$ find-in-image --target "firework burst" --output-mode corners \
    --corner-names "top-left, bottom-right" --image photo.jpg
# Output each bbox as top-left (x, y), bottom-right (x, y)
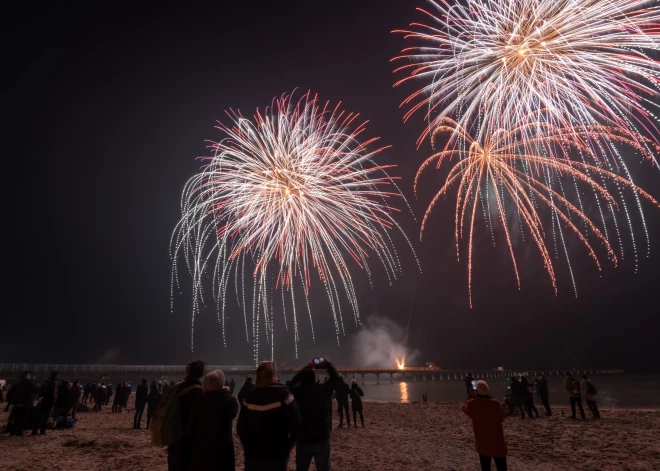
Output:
top-left (417, 117), bottom-right (660, 307)
top-left (393, 0), bottom-right (660, 159)
top-left (171, 91), bottom-right (417, 362)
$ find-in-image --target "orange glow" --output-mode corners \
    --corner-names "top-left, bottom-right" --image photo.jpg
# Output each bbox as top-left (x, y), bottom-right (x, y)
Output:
top-left (396, 357), bottom-right (405, 370)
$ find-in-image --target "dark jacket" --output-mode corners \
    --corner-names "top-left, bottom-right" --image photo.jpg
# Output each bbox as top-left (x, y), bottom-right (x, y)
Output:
top-left (237, 383), bottom-right (302, 461)
top-left (189, 389), bottom-right (239, 470)
top-left (96, 386), bottom-right (106, 403)
top-left (147, 387), bottom-right (162, 414)
top-left (462, 395), bottom-right (507, 458)
top-left (237, 379), bottom-right (255, 403)
top-left (334, 379), bottom-right (350, 404)
top-left (350, 384), bottom-right (364, 411)
top-left (114, 385), bottom-right (123, 404)
top-left (106, 384), bottom-right (113, 399)
top-left (68, 386), bottom-right (81, 411)
top-left (55, 381), bottom-right (69, 409)
top-left (136, 383), bottom-right (149, 405)
top-left (39, 378), bottom-right (58, 408)
top-left (167, 378), bottom-right (204, 471)
top-left (535, 378), bottom-right (549, 396)
top-left (12, 378), bottom-right (38, 406)
top-left (229, 379), bottom-right (236, 394)
top-left (291, 363), bottom-right (339, 445)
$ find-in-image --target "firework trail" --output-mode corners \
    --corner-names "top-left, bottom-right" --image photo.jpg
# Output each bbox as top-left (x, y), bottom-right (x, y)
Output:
top-left (393, 0), bottom-right (660, 158)
top-left (417, 117), bottom-right (660, 307)
top-left (171, 91), bottom-right (418, 362)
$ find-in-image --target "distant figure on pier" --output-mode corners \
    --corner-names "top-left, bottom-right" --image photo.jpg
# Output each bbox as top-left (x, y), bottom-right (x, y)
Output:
top-left (290, 357), bottom-right (339, 471)
top-left (581, 375), bottom-right (601, 419)
top-left (334, 376), bottom-right (351, 428)
top-left (105, 383), bottom-right (113, 406)
top-left (534, 374), bottom-right (552, 416)
top-left (237, 377), bottom-right (254, 404)
top-left (167, 359), bottom-right (204, 471)
top-left (188, 369), bottom-right (238, 470)
top-left (520, 377), bottom-right (539, 418)
top-left (237, 361), bottom-right (301, 471)
top-left (82, 383), bottom-right (90, 404)
top-left (462, 380), bottom-right (508, 471)
top-left (564, 372), bottom-right (586, 420)
top-left (465, 373), bottom-right (476, 398)
top-left (134, 378), bottom-right (149, 429)
top-left (229, 378), bottom-right (235, 395)
top-left (146, 380), bottom-right (162, 429)
top-left (350, 379), bottom-right (365, 428)
top-left (33, 372), bottom-right (58, 435)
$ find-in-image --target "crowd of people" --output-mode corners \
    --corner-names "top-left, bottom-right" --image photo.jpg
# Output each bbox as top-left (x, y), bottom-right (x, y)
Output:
top-left (1, 364), bottom-right (605, 471)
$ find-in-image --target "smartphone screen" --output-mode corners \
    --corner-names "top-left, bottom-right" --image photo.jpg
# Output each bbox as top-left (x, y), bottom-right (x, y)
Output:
top-left (471, 380), bottom-right (476, 390)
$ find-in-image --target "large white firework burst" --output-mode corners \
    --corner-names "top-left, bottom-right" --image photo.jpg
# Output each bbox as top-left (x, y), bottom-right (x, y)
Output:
top-left (394, 0), bottom-right (660, 272)
top-left (171, 91), bottom-right (416, 362)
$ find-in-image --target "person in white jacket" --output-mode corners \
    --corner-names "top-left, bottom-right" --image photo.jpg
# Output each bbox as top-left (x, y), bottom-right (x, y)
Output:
top-left (580, 375), bottom-right (601, 419)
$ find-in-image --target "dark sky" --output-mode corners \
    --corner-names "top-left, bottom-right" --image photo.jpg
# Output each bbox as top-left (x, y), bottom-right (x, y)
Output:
top-left (5, 1), bottom-right (659, 371)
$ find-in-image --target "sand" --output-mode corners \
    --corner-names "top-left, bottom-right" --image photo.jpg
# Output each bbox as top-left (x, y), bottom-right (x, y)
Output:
top-left (1, 398), bottom-right (659, 470)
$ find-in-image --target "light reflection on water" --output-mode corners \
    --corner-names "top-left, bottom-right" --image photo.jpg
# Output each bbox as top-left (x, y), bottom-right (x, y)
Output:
top-left (399, 381), bottom-right (409, 403)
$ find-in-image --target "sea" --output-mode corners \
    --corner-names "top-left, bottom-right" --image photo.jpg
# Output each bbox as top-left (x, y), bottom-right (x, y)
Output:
top-left (343, 373), bottom-right (660, 408)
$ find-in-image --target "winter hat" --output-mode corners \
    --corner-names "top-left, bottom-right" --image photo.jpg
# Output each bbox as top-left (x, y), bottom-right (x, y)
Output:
top-left (476, 380), bottom-right (489, 396)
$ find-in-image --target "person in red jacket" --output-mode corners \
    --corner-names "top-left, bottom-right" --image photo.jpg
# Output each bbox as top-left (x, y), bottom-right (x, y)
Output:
top-left (462, 380), bottom-right (508, 471)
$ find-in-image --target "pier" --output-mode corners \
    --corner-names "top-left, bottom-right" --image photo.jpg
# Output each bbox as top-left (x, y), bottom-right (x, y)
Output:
top-left (0, 363), bottom-right (624, 385)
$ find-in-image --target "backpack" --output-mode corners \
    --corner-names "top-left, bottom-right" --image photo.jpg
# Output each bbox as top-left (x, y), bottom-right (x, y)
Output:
top-left (150, 384), bottom-right (201, 447)
top-left (586, 381), bottom-right (597, 396)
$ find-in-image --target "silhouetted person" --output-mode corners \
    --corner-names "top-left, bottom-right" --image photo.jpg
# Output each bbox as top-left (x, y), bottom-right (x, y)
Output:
top-left (33, 372), bottom-right (58, 435)
top-left (581, 375), bottom-right (600, 419)
top-left (334, 376), bottom-right (350, 427)
top-left (290, 357), bottom-right (339, 471)
top-left (82, 383), bottom-right (90, 404)
top-left (188, 370), bottom-right (239, 470)
top-left (93, 383), bottom-right (106, 412)
top-left (147, 380), bottom-right (162, 429)
top-left (509, 377), bottom-right (526, 419)
top-left (237, 377), bottom-right (255, 404)
top-left (350, 379), bottom-right (365, 427)
top-left (564, 372), bottom-right (586, 419)
top-left (55, 380), bottom-right (70, 414)
top-left (90, 383), bottom-right (98, 405)
top-left (229, 378), bottom-right (236, 395)
top-left (105, 383), bottom-right (113, 406)
top-left (134, 378), bottom-right (149, 428)
top-left (521, 377), bottom-right (539, 418)
top-left (125, 381), bottom-right (132, 407)
top-left (237, 361), bottom-right (301, 471)
top-left (465, 373), bottom-right (476, 397)
top-left (66, 381), bottom-right (81, 420)
top-left (4, 383), bottom-right (16, 412)
top-left (8, 373), bottom-right (38, 436)
top-left (462, 381), bottom-right (508, 471)
top-left (113, 383), bottom-right (123, 412)
top-left (168, 359), bottom-right (205, 471)
top-left (535, 374), bottom-right (551, 416)
top-left (162, 381), bottom-right (171, 397)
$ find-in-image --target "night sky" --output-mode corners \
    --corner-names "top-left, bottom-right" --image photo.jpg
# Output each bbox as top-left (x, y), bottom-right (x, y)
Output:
top-left (5, 1), bottom-right (660, 371)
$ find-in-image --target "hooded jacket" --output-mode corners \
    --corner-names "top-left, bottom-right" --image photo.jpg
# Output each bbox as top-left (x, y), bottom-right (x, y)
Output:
top-left (291, 362), bottom-right (339, 445)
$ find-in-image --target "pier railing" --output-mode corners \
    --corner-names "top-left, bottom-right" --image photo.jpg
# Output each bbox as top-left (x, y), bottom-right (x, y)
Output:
top-left (0, 363), bottom-right (624, 383)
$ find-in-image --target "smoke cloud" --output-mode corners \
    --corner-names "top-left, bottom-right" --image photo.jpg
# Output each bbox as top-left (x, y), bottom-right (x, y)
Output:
top-left (351, 315), bottom-right (420, 367)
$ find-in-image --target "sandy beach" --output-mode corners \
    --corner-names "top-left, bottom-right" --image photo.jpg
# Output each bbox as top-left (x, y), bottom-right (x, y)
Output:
top-left (1, 398), bottom-right (659, 471)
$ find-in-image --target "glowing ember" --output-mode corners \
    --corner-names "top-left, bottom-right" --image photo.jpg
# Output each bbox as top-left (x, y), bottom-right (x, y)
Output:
top-left (396, 357), bottom-right (405, 370)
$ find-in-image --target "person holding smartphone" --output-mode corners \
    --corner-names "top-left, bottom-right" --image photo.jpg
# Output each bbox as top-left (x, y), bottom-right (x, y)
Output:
top-left (290, 357), bottom-right (340, 471)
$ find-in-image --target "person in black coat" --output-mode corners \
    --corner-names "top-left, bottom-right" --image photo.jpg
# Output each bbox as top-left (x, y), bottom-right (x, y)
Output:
top-left (334, 376), bottom-right (350, 427)
top-left (146, 380), bottom-right (162, 429)
top-left (521, 376), bottom-right (539, 418)
top-left (168, 360), bottom-right (205, 471)
top-left (350, 379), bottom-right (365, 427)
top-left (33, 372), bottom-right (58, 435)
top-left (237, 377), bottom-right (255, 404)
top-left (229, 378), bottom-right (236, 395)
top-left (82, 383), bottom-right (90, 403)
top-left (188, 369), bottom-right (239, 470)
top-left (8, 373), bottom-right (38, 436)
top-left (134, 378), bottom-right (149, 429)
top-left (66, 381), bottom-right (81, 420)
top-left (290, 358), bottom-right (339, 471)
top-left (535, 374), bottom-right (552, 416)
top-left (113, 383), bottom-right (123, 413)
top-left (90, 383), bottom-right (98, 404)
top-left (105, 383), bottom-right (113, 406)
